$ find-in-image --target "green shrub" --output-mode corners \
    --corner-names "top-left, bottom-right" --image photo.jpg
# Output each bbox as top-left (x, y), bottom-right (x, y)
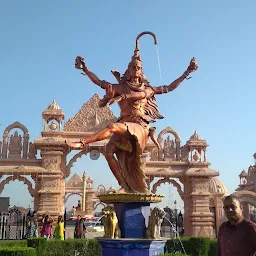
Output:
top-left (45, 239), bottom-right (101, 256)
top-left (208, 239), bottom-right (217, 256)
top-left (27, 237), bottom-right (47, 256)
top-left (0, 247), bottom-right (36, 256)
top-left (187, 237), bottom-right (210, 256)
top-left (165, 237), bottom-right (190, 254)
top-left (0, 240), bottom-right (27, 247)
top-left (158, 254), bottom-right (188, 256)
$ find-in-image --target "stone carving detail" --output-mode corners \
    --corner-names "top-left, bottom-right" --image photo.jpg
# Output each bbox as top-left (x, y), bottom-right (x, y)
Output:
top-left (64, 94), bottom-right (117, 132)
top-left (180, 145), bottom-right (189, 161)
top-left (66, 173), bottom-right (83, 187)
top-left (152, 177), bottom-right (184, 199)
top-left (0, 141), bottom-right (2, 158)
top-left (150, 148), bottom-right (158, 161)
top-left (41, 179), bottom-right (58, 188)
top-left (163, 136), bottom-right (176, 161)
top-left (8, 131), bottom-right (22, 157)
top-left (0, 175), bottom-right (36, 196)
top-left (247, 165), bottom-right (256, 185)
top-left (146, 207), bottom-right (166, 239)
top-left (28, 142), bottom-right (37, 159)
top-left (1, 122), bottom-right (29, 159)
top-left (65, 149), bottom-right (90, 178)
top-left (42, 155), bottom-right (61, 171)
top-left (157, 126), bottom-right (181, 161)
top-left (193, 179), bottom-right (209, 193)
top-left (197, 226), bottom-right (209, 237)
top-left (97, 184), bottom-right (107, 195)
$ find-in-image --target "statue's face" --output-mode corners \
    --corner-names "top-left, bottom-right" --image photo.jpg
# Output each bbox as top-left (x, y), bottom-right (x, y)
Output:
top-left (128, 61), bottom-right (143, 80)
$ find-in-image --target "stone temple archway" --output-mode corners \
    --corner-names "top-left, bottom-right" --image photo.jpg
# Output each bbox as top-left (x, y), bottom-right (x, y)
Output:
top-left (0, 175), bottom-right (36, 197)
top-left (0, 94), bottom-right (221, 238)
top-left (232, 191), bottom-right (256, 207)
top-left (151, 177), bottom-right (184, 200)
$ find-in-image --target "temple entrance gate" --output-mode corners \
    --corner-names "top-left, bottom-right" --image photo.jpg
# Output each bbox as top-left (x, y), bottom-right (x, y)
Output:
top-left (0, 94), bottom-right (222, 237)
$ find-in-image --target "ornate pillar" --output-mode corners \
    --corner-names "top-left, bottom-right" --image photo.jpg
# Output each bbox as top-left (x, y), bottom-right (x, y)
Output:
top-left (85, 188), bottom-right (94, 216)
top-left (184, 176), bottom-right (214, 238)
top-left (23, 133), bottom-right (29, 159)
top-left (36, 147), bottom-right (65, 220)
top-left (2, 133), bottom-right (8, 158)
top-left (214, 195), bottom-right (225, 236)
top-left (183, 177), bottom-right (193, 236)
top-left (176, 140), bottom-right (181, 161)
top-left (82, 171), bottom-right (86, 212)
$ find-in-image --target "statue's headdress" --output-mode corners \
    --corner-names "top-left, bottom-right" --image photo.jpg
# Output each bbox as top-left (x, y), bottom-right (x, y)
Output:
top-left (119, 32), bottom-right (158, 83)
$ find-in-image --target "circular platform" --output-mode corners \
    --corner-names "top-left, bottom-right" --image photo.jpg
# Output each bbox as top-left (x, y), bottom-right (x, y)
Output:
top-left (98, 193), bottom-right (164, 203)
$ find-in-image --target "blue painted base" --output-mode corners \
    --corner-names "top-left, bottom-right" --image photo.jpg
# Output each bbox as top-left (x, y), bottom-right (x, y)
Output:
top-left (97, 238), bottom-right (166, 256)
top-left (113, 202), bottom-right (150, 238)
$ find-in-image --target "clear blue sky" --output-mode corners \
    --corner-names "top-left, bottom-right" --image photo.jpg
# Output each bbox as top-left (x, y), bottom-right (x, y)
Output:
top-left (1, 1), bottom-right (256, 211)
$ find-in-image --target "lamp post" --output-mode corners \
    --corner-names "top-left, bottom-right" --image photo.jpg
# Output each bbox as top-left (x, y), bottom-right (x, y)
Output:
top-left (174, 200), bottom-right (178, 237)
top-left (178, 211), bottom-right (183, 237)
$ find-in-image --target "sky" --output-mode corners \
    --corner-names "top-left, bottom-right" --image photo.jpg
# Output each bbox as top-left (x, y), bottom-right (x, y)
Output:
top-left (1, 1), bottom-right (256, 212)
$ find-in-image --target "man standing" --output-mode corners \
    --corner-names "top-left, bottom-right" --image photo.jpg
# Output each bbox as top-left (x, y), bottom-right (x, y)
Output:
top-left (217, 195), bottom-right (256, 256)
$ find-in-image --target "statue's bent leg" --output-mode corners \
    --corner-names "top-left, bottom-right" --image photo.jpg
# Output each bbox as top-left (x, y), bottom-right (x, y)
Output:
top-left (81, 123), bottom-right (128, 145)
top-left (105, 143), bottom-right (123, 187)
top-left (66, 123), bottom-right (128, 149)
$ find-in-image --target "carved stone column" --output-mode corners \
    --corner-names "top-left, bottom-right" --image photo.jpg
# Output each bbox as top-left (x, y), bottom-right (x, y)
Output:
top-left (214, 195), bottom-right (225, 236)
top-left (184, 175), bottom-right (214, 238)
top-left (176, 140), bottom-right (181, 161)
top-left (2, 133), bottom-right (8, 158)
top-left (85, 188), bottom-right (94, 215)
top-left (22, 133), bottom-right (29, 159)
top-left (36, 147), bottom-right (65, 219)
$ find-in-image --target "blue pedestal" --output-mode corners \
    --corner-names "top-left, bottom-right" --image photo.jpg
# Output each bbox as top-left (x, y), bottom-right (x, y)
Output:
top-left (113, 202), bottom-right (150, 238)
top-left (97, 238), bottom-right (166, 256)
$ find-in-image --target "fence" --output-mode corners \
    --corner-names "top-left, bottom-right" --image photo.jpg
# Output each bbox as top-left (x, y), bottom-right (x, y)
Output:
top-left (0, 207), bottom-right (28, 240)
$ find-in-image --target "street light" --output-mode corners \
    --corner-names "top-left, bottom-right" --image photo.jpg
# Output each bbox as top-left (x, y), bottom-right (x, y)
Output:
top-left (174, 200), bottom-right (178, 236)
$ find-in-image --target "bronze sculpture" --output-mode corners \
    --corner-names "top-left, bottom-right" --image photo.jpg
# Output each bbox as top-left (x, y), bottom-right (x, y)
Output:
top-left (66, 31), bottom-right (198, 194)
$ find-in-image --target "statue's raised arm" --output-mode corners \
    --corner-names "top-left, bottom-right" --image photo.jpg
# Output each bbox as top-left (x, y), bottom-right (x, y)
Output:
top-left (75, 56), bottom-right (114, 90)
top-left (152, 57), bottom-right (198, 94)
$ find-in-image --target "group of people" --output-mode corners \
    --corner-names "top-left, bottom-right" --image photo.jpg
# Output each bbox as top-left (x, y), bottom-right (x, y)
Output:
top-left (24, 213), bottom-right (87, 240)
top-left (25, 214), bottom-right (65, 240)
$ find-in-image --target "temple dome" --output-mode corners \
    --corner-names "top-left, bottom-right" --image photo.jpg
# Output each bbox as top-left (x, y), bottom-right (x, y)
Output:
top-left (239, 169), bottom-right (248, 178)
top-left (189, 130), bottom-right (202, 141)
top-left (46, 99), bottom-right (61, 110)
top-left (209, 177), bottom-right (228, 194)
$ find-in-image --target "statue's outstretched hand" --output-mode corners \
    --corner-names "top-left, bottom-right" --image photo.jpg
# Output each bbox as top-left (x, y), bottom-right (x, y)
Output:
top-left (75, 56), bottom-right (88, 74)
top-left (187, 57), bottom-right (198, 73)
top-left (105, 84), bottom-right (115, 100)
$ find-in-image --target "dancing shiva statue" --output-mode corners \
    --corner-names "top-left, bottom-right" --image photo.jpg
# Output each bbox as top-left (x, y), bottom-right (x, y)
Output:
top-left (66, 31), bottom-right (198, 194)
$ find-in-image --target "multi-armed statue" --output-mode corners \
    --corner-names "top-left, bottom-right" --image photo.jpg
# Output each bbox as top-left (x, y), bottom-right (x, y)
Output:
top-left (66, 31), bottom-right (198, 195)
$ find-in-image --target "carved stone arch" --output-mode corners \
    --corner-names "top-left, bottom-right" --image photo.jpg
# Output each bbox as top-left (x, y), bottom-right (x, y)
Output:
top-left (94, 201), bottom-right (107, 210)
top-left (65, 147), bottom-right (106, 178)
top-left (232, 191), bottom-right (256, 207)
top-left (2, 121), bottom-right (29, 159)
top-left (97, 184), bottom-right (107, 195)
top-left (157, 127), bottom-right (181, 161)
top-left (65, 149), bottom-right (90, 178)
top-left (64, 193), bottom-right (82, 204)
top-left (0, 175), bottom-right (36, 197)
top-left (151, 177), bottom-right (184, 200)
top-left (4, 121), bottom-right (29, 135)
